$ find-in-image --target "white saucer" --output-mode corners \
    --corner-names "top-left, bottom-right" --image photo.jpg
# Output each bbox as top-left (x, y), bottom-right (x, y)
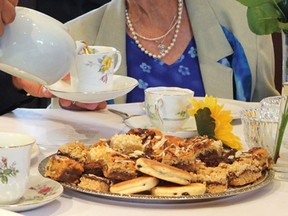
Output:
top-left (0, 175), bottom-right (63, 212)
top-left (47, 75), bottom-right (138, 103)
top-left (124, 115), bottom-right (198, 138)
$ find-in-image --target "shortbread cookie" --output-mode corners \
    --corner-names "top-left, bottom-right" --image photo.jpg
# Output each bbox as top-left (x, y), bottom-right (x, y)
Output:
top-left (78, 174), bottom-right (111, 192)
top-left (110, 176), bottom-right (159, 194)
top-left (136, 158), bottom-right (193, 185)
top-left (151, 183), bottom-right (206, 196)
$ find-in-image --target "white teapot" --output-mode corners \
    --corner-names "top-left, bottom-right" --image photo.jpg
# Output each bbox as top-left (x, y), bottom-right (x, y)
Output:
top-left (0, 7), bottom-right (76, 85)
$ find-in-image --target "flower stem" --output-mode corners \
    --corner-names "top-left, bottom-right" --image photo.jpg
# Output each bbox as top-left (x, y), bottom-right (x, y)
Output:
top-left (274, 97), bottom-right (288, 163)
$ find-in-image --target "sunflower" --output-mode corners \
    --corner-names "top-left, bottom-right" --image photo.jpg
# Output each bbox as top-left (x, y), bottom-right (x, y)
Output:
top-left (187, 95), bottom-right (242, 150)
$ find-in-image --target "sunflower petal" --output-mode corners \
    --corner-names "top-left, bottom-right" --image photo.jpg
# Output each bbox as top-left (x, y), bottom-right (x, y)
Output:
top-left (188, 95), bottom-right (243, 150)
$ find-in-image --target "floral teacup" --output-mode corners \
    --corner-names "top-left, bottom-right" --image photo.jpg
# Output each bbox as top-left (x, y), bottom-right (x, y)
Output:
top-left (0, 132), bottom-right (34, 205)
top-left (144, 87), bottom-right (194, 132)
top-left (71, 45), bottom-right (122, 92)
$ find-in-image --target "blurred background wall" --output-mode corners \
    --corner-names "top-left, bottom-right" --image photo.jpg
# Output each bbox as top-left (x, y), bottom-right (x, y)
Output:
top-left (18, 0), bottom-right (111, 22)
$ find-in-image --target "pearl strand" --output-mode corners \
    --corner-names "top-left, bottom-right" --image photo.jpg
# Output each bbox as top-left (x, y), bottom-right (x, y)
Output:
top-left (126, 0), bottom-right (183, 59)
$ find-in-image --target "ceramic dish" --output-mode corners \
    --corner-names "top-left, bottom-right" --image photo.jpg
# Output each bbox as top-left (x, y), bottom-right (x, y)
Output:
top-left (124, 115), bottom-right (197, 138)
top-left (0, 175), bottom-right (63, 212)
top-left (47, 75), bottom-right (138, 103)
top-left (38, 155), bottom-right (274, 204)
top-left (0, 7), bottom-right (75, 85)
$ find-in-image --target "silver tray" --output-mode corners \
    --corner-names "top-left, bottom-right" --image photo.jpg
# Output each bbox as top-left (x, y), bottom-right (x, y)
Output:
top-left (38, 155), bottom-right (274, 204)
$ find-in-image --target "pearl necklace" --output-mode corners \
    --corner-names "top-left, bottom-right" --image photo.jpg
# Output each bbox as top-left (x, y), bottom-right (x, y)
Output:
top-left (134, 15), bottom-right (177, 41)
top-left (126, 0), bottom-right (183, 59)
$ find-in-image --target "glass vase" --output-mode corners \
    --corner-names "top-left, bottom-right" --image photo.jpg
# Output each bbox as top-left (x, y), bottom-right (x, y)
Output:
top-left (273, 95), bottom-right (288, 180)
top-left (273, 32), bottom-right (288, 180)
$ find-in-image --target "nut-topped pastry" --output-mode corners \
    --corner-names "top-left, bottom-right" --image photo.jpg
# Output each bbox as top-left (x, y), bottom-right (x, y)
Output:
top-left (57, 141), bottom-right (90, 164)
top-left (45, 155), bottom-right (84, 183)
top-left (110, 134), bottom-right (144, 154)
top-left (103, 153), bottom-right (138, 181)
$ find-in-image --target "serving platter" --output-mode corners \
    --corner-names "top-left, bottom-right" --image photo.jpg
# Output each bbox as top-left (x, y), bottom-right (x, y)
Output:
top-left (38, 155), bottom-right (274, 204)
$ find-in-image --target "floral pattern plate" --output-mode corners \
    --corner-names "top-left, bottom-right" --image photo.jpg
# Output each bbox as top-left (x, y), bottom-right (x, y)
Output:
top-left (38, 155), bottom-right (274, 204)
top-left (0, 175), bottom-right (63, 212)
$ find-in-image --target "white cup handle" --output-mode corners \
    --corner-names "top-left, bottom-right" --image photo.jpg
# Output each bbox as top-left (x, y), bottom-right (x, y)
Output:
top-left (112, 50), bottom-right (122, 73)
top-left (155, 98), bottom-right (164, 124)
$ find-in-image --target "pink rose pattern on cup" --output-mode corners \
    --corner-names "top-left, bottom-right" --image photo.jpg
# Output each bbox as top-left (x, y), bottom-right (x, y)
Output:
top-left (26, 185), bottom-right (54, 201)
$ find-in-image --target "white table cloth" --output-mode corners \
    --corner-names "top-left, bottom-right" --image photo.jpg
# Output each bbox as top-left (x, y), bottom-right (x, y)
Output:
top-left (0, 102), bottom-right (287, 216)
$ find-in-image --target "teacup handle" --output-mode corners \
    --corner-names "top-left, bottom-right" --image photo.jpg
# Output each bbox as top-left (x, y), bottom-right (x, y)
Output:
top-left (112, 50), bottom-right (122, 73)
top-left (155, 98), bottom-right (164, 124)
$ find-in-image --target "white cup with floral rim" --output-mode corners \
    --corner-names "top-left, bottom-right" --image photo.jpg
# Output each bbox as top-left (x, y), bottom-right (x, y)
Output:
top-left (0, 132), bottom-right (35, 205)
top-left (71, 45), bottom-right (122, 92)
top-left (144, 87), bottom-right (194, 132)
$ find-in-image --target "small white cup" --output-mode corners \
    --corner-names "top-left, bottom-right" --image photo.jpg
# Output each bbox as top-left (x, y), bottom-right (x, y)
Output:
top-left (144, 87), bottom-right (194, 132)
top-left (71, 45), bottom-right (122, 92)
top-left (0, 132), bottom-right (35, 205)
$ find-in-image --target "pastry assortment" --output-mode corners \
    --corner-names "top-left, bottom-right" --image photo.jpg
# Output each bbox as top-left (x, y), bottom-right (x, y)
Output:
top-left (44, 128), bottom-right (273, 197)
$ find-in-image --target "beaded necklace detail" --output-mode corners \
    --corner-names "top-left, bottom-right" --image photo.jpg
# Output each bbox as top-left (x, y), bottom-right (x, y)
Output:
top-left (126, 0), bottom-right (183, 59)
top-left (134, 15), bottom-right (177, 42)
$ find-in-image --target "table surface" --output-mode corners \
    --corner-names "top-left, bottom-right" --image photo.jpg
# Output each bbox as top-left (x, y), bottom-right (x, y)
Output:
top-left (0, 101), bottom-right (287, 216)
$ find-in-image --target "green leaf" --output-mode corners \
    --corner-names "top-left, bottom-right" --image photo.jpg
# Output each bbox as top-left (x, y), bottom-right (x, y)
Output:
top-left (236, 0), bottom-right (288, 34)
top-left (3, 169), bottom-right (12, 176)
top-left (194, 108), bottom-right (216, 138)
top-left (247, 4), bottom-right (282, 34)
top-left (277, 0), bottom-right (288, 21)
top-left (1, 176), bottom-right (8, 184)
top-left (279, 21), bottom-right (288, 29)
top-left (236, 0), bottom-right (281, 7)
